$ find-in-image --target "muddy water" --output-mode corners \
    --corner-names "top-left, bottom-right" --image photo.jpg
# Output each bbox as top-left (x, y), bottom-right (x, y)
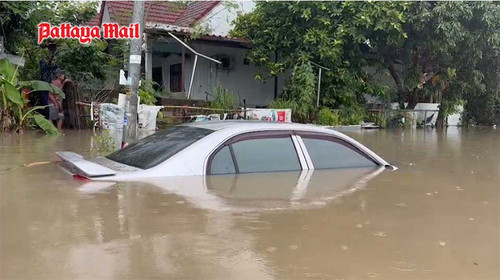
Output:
top-left (1, 128), bottom-right (498, 279)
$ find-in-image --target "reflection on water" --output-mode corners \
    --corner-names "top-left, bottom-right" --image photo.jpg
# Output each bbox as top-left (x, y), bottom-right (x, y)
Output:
top-left (1, 127), bottom-right (499, 279)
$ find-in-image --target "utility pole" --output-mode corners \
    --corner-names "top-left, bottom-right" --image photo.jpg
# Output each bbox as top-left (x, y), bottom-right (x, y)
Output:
top-left (124, 0), bottom-right (145, 144)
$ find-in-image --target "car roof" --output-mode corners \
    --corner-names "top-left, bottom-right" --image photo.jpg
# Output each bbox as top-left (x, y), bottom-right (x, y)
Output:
top-left (181, 120), bottom-right (326, 132)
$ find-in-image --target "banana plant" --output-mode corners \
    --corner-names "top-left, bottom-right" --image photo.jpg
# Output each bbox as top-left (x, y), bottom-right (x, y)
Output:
top-left (0, 58), bottom-right (64, 134)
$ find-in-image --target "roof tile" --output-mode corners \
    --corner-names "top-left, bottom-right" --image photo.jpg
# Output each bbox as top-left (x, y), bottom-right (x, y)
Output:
top-left (91, 1), bottom-right (220, 27)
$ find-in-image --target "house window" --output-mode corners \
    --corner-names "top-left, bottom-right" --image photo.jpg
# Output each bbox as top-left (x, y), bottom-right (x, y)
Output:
top-left (170, 63), bottom-right (182, 92)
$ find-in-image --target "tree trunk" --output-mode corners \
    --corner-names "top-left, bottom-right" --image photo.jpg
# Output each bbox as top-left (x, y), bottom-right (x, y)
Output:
top-left (384, 54), bottom-right (405, 109)
top-left (406, 91), bottom-right (419, 110)
top-left (1, 109), bottom-right (12, 132)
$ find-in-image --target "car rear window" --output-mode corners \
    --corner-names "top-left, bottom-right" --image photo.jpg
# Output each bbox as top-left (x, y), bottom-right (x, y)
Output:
top-left (106, 126), bottom-right (213, 169)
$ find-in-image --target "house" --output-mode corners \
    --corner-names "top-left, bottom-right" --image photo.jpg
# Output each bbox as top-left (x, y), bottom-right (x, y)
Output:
top-left (91, 1), bottom-right (284, 107)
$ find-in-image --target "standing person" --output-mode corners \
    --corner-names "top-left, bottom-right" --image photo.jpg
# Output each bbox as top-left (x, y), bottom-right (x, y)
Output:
top-left (49, 70), bottom-right (66, 131)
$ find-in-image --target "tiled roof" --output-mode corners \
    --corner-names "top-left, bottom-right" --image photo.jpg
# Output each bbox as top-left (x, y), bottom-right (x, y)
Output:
top-left (169, 30), bottom-right (251, 45)
top-left (89, 1), bottom-right (220, 27)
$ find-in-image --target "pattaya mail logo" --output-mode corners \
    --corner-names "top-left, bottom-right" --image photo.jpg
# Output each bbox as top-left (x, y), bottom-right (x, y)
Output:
top-left (38, 22), bottom-right (140, 44)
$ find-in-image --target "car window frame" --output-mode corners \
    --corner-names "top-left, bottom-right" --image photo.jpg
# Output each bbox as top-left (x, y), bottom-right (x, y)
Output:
top-left (294, 131), bottom-right (380, 169)
top-left (206, 130), bottom-right (307, 175)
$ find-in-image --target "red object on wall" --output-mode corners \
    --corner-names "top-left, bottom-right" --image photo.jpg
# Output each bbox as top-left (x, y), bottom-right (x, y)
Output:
top-left (277, 111), bottom-right (285, 122)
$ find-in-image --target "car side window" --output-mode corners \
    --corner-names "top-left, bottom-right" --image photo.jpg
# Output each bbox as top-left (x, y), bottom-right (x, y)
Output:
top-left (302, 137), bottom-right (376, 169)
top-left (231, 136), bottom-right (301, 173)
top-left (210, 146), bottom-right (236, 175)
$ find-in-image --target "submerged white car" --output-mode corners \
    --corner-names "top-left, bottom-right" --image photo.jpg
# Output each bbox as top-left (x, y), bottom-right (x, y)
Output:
top-left (57, 121), bottom-right (395, 181)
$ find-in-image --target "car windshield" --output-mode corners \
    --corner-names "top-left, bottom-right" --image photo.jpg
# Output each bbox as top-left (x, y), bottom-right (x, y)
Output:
top-left (106, 126), bottom-right (213, 169)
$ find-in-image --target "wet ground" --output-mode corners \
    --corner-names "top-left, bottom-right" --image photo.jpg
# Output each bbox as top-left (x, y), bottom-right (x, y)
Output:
top-left (1, 127), bottom-right (499, 279)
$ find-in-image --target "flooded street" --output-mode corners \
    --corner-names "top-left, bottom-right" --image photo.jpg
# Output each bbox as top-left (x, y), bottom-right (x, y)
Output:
top-left (1, 128), bottom-right (499, 279)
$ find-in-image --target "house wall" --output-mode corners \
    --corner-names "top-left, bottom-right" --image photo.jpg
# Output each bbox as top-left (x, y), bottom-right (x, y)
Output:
top-left (199, 2), bottom-right (256, 36)
top-left (155, 42), bottom-right (287, 107)
top-left (101, 2), bottom-right (110, 23)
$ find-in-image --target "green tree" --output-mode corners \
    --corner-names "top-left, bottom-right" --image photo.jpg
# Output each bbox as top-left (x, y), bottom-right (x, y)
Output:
top-left (1, 1), bottom-right (115, 84)
top-left (232, 1), bottom-right (500, 125)
top-left (231, 2), bottom-right (406, 113)
top-left (365, 2), bottom-right (499, 120)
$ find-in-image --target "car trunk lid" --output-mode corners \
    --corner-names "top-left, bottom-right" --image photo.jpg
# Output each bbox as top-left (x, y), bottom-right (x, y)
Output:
top-left (57, 151), bottom-right (117, 179)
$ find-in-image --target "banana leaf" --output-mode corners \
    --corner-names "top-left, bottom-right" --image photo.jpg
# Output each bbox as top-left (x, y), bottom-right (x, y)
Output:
top-left (1, 80), bottom-right (23, 105)
top-left (21, 105), bottom-right (49, 125)
top-left (33, 113), bottom-right (60, 135)
top-left (0, 59), bottom-right (18, 85)
top-left (19, 81), bottom-right (65, 98)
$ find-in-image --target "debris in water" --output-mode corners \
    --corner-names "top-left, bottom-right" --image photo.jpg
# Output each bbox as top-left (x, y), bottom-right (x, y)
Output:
top-left (434, 191), bottom-right (438, 194)
top-left (389, 261), bottom-right (434, 272)
top-left (439, 241), bottom-right (447, 246)
top-left (396, 202), bottom-right (407, 207)
top-left (0, 160), bottom-right (54, 172)
top-left (341, 245), bottom-right (348, 250)
top-left (25, 161), bottom-right (51, 167)
top-left (468, 217), bottom-right (474, 221)
top-left (373, 231), bottom-right (388, 237)
top-left (266, 247), bottom-right (277, 253)
top-left (389, 261), bottom-right (417, 272)
top-left (367, 272), bottom-right (379, 278)
top-left (426, 192), bottom-right (433, 196)
top-left (456, 186), bottom-right (464, 191)
top-left (357, 224), bottom-right (363, 228)
top-left (288, 245), bottom-right (298, 250)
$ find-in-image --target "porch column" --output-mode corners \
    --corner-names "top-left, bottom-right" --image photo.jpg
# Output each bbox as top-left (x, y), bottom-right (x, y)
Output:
top-left (145, 34), bottom-right (153, 80)
top-left (181, 47), bottom-right (186, 92)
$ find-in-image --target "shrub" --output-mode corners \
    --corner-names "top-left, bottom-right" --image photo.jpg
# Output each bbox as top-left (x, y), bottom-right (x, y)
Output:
top-left (316, 107), bottom-right (340, 126)
top-left (138, 79), bottom-right (158, 105)
top-left (338, 105), bottom-right (366, 125)
top-left (210, 84), bottom-right (237, 110)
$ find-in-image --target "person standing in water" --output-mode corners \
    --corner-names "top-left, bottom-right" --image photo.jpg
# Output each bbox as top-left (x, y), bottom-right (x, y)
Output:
top-left (49, 70), bottom-right (66, 131)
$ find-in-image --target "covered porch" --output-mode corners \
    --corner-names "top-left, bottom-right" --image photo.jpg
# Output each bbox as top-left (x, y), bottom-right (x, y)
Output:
top-left (143, 30), bottom-right (283, 107)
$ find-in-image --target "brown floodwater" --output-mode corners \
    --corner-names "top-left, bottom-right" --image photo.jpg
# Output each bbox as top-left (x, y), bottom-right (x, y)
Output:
top-left (1, 127), bottom-right (499, 279)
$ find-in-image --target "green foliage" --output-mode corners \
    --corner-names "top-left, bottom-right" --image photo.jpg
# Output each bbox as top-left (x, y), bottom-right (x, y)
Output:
top-left (1, 1), bottom-right (114, 84)
top-left (372, 112), bottom-right (388, 128)
top-left (138, 79), bottom-right (159, 105)
top-left (338, 105), bottom-right (366, 125)
top-left (232, 1), bottom-right (500, 126)
top-left (54, 39), bottom-right (114, 83)
top-left (316, 108), bottom-right (340, 126)
top-left (268, 98), bottom-right (296, 110)
top-left (90, 130), bottom-right (116, 156)
top-left (33, 113), bottom-right (59, 135)
top-left (463, 93), bottom-right (500, 126)
top-left (280, 62), bottom-right (317, 122)
top-left (210, 84), bottom-right (237, 110)
top-left (19, 81), bottom-right (64, 98)
top-left (0, 59), bottom-right (59, 134)
top-left (231, 1), bottom-right (402, 112)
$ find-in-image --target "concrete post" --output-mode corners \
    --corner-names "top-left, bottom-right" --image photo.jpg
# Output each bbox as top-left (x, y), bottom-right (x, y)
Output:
top-left (145, 34), bottom-right (153, 80)
top-left (125, 0), bottom-right (145, 144)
